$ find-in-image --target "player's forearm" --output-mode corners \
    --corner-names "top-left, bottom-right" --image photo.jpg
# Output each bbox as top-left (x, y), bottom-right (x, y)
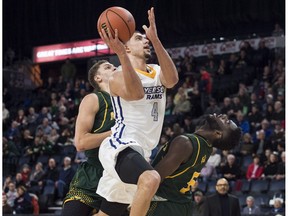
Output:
top-left (152, 39), bottom-right (179, 88)
top-left (75, 130), bottom-right (111, 151)
top-left (118, 53), bottom-right (144, 100)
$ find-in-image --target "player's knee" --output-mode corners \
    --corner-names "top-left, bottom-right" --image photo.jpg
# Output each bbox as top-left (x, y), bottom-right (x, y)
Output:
top-left (138, 170), bottom-right (160, 193)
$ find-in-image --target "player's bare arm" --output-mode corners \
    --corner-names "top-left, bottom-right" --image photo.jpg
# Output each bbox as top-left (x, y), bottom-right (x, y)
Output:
top-left (74, 93), bottom-right (111, 151)
top-left (153, 135), bottom-right (193, 181)
top-left (142, 7), bottom-right (179, 89)
top-left (99, 28), bottom-right (144, 101)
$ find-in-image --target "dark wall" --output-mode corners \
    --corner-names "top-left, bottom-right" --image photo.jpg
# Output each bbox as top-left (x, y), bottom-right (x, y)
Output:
top-left (3, 0), bottom-right (285, 58)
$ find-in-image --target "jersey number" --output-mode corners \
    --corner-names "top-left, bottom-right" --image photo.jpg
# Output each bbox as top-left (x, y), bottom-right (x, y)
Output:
top-left (180, 171), bottom-right (200, 194)
top-left (151, 102), bottom-right (158, 121)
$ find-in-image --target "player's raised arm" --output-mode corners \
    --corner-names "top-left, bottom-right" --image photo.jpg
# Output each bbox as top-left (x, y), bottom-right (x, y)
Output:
top-left (99, 28), bottom-right (144, 101)
top-left (142, 7), bottom-right (179, 89)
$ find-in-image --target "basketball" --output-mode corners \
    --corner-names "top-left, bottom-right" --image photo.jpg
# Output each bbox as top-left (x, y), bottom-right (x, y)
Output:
top-left (97, 7), bottom-right (136, 43)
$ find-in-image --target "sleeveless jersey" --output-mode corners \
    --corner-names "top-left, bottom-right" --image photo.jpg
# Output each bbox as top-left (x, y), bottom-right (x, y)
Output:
top-left (63, 91), bottom-right (114, 209)
top-left (152, 133), bottom-right (213, 203)
top-left (110, 64), bottom-right (166, 159)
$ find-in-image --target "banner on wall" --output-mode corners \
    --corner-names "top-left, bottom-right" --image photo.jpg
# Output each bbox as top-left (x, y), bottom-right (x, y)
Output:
top-left (167, 36), bottom-right (284, 59)
top-left (33, 39), bottom-right (114, 63)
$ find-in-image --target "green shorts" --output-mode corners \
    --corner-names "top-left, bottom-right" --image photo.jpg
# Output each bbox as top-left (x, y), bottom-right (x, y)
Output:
top-left (147, 201), bottom-right (192, 216)
top-left (63, 162), bottom-right (103, 210)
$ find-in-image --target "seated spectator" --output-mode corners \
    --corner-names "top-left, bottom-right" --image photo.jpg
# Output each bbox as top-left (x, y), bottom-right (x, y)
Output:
top-left (15, 173), bottom-right (25, 188)
top-left (270, 101), bottom-right (284, 126)
top-left (20, 164), bottom-right (31, 185)
top-left (3, 175), bottom-right (12, 193)
top-left (2, 192), bottom-right (13, 214)
top-left (13, 186), bottom-right (33, 214)
top-left (204, 98), bottom-right (221, 115)
top-left (39, 158), bottom-right (59, 194)
top-left (247, 104), bottom-right (263, 133)
top-left (207, 147), bottom-right (221, 168)
top-left (6, 182), bottom-right (17, 208)
top-left (239, 133), bottom-right (255, 156)
top-left (262, 152), bottom-right (279, 179)
top-left (55, 157), bottom-right (75, 205)
top-left (246, 155), bottom-right (264, 181)
top-left (275, 151), bottom-right (285, 180)
top-left (268, 198), bottom-right (285, 215)
top-left (191, 190), bottom-right (205, 216)
top-left (268, 122), bottom-right (285, 151)
top-left (28, 162), bottom-right (45, 195)
top-left (220, 154), bottom-right (242, 189)
top-left (255, 129), bottom-right (270, 156)
top-left (235, 111), bottom-right (250, 134)
top-left (242, 196), bottom-right (261, 215)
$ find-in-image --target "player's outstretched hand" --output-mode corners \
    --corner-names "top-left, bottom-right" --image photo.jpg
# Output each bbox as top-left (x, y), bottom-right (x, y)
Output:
top-left (142, 7), bottom-right (158, 43)
top-left (99, 28), bottom-right (126, 56)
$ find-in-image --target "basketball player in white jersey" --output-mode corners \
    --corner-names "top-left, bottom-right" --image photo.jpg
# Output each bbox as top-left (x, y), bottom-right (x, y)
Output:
top-left (96, 7), bottom-right (179, 216)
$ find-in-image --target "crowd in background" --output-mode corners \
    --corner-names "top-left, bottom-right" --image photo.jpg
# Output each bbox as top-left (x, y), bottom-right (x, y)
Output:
top-left (2, 34), bottom-right (285, 215)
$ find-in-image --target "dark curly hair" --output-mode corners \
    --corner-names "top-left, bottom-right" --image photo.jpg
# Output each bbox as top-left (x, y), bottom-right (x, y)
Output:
top-left (213, 127), bottom-right (242, 150)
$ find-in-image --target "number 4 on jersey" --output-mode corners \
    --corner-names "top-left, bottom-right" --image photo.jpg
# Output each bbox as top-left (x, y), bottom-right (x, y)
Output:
top-left (151, 102), bottom-right (158, 121)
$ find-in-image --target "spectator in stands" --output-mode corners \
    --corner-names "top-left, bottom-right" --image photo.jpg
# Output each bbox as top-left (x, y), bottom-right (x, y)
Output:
top-left (2, 192), bottom-right (13, 214)
top-left (21, 129), bottom-right (34, 151)
top-left (182, 116), bottom-right (194, 133)
top-left (203, 178), bottom-right (241, 216)
top-left (172, 91), bottom-right (192, 117)
top-left (15, 173), bottom-right (25, 188)
top-left (275, 151), bottom-right (285, 180)
top-left (231, 96), bottom-right (243, 116)
top-left (36, 117), bottom-right (52, 136)
top-left (220, 97), bottom-right (233, 116)
top-left (246, 155), bottom-right (264, 181)
top-left (36, 106), bottom-right (52, 124)
top-left (239, 133), bottom-right (254, 156)
top-left (268, 122), bottom-right (285, 151)
top-left (20, 164), bottom-right (31, 185)
top-left (13, 185), bottom-right (33, 214)
top-left (199, 67), bottom-right (212, 112)
top-left (55, 76), bottom-right (67, 93)
top-left (237, 86), bottom-right (250, 110)
top-left (191, 190), bottom-right (205, 216)
top-left (270, 101), bottom-right (284, 126)
top-left (220, 154), bottom-right (242, 189)
top-left (57, 127), bottom-right (73, 146)
top-left (55, 157), bottom-right (75, 205)
top-left (6, 181), bottom-right (18, 208)
top-left (204, 98), bottom-right (221, 115)
top-left (39, 158), bottom-right (59, 194)
top-left (269, 198), bottom-right (285, 215)
top-left (26, 106), bottom-right (39, 127)
top-left (216, 59), bottom-right (228, 76)
top-left (235, 50), bottom-right (250, 69)
top-left (256, 40), bottom-right (270, 69)
top-left (14, 109), bottom-right (28, 129)
top-left (242, 196), bottom-right (261, 215)
top-left (47, 128), bottom-right (60, 145)
top-left (28, 162), bottom-right (45, 196)
top-left (61, 58), bottom-right (77, 84)
top-left (262, 66), bottom-right (273, 84)
top-left (255, 129), bottom-right (270, 156)
top-left (235, 111), bottom-right (250, 134)
top-left (207, 147), bottom-right (221, 169)
top-left (3, 176), bottom-right (13, 193)
top-left (262, 152), bottom-right (279, 179)
top-left (247, 104), bottom-right (263, 133)
top-left (4, 121), bottom-right (21, 143)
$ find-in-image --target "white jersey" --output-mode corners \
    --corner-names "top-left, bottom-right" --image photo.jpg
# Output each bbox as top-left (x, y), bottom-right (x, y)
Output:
top-left (110, 64), bottom-right (166, 159)
top-left (97, 64), bottom-right (166, 203)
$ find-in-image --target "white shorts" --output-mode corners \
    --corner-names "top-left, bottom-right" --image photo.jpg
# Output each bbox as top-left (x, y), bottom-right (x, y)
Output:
top-left (96, 137), bottom-right (145, 204)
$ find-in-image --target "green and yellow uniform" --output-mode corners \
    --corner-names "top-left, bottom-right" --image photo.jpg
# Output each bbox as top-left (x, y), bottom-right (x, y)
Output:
top-left (63, 91), bottom-right (114, 210)
top-left (147, 134), bottom-right (212, 216)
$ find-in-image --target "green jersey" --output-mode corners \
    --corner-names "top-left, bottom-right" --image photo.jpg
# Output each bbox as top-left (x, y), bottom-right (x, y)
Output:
top-left (64, 91), bottom-right (114, 209)
top-left (152, 133), bottom-right (213, 203)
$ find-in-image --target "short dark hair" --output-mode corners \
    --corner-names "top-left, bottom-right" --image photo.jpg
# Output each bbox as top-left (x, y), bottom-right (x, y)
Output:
top-left (213, 127), bottom-right (242, 150)
top-left (88, 60), bottom-right (108, 91)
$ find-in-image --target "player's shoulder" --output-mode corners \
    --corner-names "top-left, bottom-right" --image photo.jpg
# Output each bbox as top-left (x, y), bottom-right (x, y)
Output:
top-left (81, 93), bottom-right (99, 105)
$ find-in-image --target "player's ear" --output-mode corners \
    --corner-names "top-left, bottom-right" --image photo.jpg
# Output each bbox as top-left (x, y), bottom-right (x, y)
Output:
top-left (95, 74), bottom-right (102, 83)
top-left (124, 45), bottom-right (131, 53)
top-left (214, 130), bottom-right (223, 139)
